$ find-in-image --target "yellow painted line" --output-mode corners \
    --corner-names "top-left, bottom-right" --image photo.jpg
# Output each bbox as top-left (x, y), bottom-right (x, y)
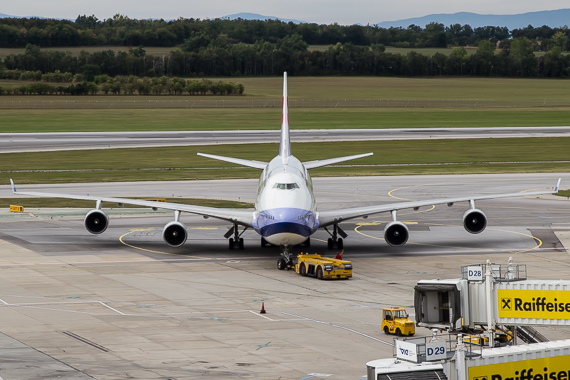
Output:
top-left (312, 238), bottom-right (327, 243)
top-left (388, 186), bottom-right (414, 201)
top-left (119, 228), bottom-right (210, 259)
top-left (356, 222), bottom-right (381, 226)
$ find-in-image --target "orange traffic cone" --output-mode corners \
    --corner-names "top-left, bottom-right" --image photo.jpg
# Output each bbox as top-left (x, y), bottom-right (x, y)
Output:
top-left (260, 302), bottom-right (266, 314)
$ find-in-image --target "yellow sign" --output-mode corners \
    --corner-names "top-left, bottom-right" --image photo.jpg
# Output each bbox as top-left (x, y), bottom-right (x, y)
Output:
top-left (140, 198), bottom-right (166, 202)
top-left (498, 289), bottom-right (570, 320)
top-left (9, 205), bottom-right (24, 213)
top-left (469, 355), bottom-right (570, 380)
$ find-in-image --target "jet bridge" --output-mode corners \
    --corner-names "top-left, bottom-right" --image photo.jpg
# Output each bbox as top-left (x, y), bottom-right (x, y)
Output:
top-left (414, 258), bottom-right (570, 346)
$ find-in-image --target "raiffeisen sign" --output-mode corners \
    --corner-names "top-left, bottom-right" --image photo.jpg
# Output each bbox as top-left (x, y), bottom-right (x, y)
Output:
top-left (469, 355), bottom-right (570, 380)
top-left (496, 281), bottom-right (570, 326)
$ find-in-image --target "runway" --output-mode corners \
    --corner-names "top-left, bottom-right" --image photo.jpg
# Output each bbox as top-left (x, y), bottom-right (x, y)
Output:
top-left (1, 174), bottom-right (570, 379)
top-left (2, 126), bottom-right (570, 153)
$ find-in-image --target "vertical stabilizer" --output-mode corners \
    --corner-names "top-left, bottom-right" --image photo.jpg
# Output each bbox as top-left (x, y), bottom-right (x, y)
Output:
top-left (279, 72), bottom-right (291, 160)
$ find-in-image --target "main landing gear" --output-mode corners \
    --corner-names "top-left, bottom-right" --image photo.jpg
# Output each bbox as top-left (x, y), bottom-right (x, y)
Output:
top-left (225, 224), bottom-right (247, 250)
top-left (325, 224), bottom-right (347, 250)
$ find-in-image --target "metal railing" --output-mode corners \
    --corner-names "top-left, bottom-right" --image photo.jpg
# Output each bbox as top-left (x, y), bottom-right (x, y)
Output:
top-left (1, 98), bottom-right (570, 109)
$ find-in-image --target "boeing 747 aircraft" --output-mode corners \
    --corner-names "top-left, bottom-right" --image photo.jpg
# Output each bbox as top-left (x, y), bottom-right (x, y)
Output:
top-left (11, 73), bottom-right (561, 269)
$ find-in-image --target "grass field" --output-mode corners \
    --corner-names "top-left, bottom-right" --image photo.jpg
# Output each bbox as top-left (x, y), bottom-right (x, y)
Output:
top-left (1, 107), bottom-right (570, 133)
top-left (2, 138), bottom-right (569, 184)
top-left (2, 76), bottom-right (570, 100)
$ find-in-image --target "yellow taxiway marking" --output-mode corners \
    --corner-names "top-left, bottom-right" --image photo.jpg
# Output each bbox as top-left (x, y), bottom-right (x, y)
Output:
top-left (119, 228), bottom-right (211, 259)
top-left (353, 222), bottom-right (543, 254)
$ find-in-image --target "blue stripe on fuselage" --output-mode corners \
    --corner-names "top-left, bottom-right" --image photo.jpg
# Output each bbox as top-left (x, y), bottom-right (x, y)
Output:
top-left (253, 208), bottom-right (319, 238)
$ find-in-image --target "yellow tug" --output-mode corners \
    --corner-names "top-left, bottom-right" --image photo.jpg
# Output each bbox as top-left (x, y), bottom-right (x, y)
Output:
top-left (381, 307), bottom-right (415, 336)
top-left (294, 254), bottom-right (352, 280)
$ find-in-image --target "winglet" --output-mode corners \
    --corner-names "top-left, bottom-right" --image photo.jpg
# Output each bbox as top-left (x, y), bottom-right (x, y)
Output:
top-left (555, 178), bottom-right (561, 193)
top-left (10, 179), bottom-right (16, 194)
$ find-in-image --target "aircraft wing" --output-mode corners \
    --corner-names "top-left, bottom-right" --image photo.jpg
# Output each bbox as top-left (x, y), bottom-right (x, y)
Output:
top-left (317, 179), bottom-right (561, 227)
top-left (303, 153), bottom-right (373, 169)
top-left (197, 153), bottom-right (267, 169)
top-left (10, 180), bottom-right (254, 227)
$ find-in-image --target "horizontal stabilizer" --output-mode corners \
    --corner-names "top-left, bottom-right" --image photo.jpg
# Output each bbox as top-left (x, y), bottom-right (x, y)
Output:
top-left (197, 153), bottom-right (267, 170)
top-left (303, 153), bottom-right (373, 170)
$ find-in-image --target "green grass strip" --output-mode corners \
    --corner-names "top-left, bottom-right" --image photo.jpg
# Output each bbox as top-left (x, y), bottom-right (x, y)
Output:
top-left (1, 138), bottom-right (569, 184)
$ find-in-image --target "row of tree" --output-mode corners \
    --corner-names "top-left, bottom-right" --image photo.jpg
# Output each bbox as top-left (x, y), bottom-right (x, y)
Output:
top-left (0, 77), bottom-right (245, 95)
top-left (0, 14), bottom-right (569, 51)
top-left (2, 38), bottom-right (569, 78)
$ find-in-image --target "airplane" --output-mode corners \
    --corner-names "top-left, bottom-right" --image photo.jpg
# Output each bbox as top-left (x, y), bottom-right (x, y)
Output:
top-left (10, 72), bottom-right (561, 270)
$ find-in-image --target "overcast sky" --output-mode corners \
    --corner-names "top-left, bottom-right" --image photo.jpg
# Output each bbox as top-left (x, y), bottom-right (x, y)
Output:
top-left (3, 1), bottom-right (569, 25)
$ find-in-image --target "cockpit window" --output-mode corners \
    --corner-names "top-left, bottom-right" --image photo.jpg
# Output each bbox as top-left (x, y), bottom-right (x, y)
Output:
top-left (273, 183), bottom-right (300, 190)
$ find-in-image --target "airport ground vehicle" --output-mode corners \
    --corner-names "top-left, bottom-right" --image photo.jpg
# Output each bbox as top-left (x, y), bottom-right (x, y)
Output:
top-left (294, 254), bottom-right (352, 280)
top-left (382, 307), bottom-right (415, 336)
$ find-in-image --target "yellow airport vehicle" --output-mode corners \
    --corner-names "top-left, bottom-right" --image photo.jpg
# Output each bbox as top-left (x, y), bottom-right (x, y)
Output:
top-left (9, 205), bottom-right (24, 213)
top-left (382, 307), bottom-right (415, 336)
top-left (295, 254), bottom-right (352, 280)
top-left (464, 330), bottom-right (512, 346)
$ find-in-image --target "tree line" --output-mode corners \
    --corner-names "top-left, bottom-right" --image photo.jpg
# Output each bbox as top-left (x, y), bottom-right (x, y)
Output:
top-left (0, 73), bottom-right (245, 95)
top-left (1, 36), bottom-right (569, 79)
top-left (0, 14), bottom-right (569, 51)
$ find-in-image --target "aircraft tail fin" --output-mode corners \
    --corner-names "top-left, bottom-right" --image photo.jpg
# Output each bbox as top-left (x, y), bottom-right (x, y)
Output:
top-left (279, 72), bottom-right (291, 160)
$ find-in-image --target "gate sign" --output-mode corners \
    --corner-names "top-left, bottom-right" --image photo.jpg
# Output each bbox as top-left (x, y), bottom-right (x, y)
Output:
top-left (498, 289), bottom-right (570, 320)
top-left (426, 342), bottom-right (446, 361)
top-left (395, 340), bottom-right (418, 363)
top-left (467, 266), bottom-right (483, 281)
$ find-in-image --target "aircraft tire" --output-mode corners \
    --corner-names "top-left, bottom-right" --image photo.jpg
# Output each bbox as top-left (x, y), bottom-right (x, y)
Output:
top-left (277, 258), bottom-right (287, 270)
top-left (239, 238), bottom-right (244, 250)
top-left (229, 238), bottom-right (234, 250)
top-left (327, 238), bottom-right (333, 250)
top-left (338, 238), bottom-right (343, 249)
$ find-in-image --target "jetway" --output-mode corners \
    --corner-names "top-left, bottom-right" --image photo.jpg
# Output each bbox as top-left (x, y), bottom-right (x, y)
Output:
top-left (414, 258), bottom-right (570, 345)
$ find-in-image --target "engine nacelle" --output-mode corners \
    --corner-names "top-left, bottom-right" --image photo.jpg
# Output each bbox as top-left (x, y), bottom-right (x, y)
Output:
top-left (163, 221), bottom-right (188, 247)
top-left (383, 221), bottom-right (409, 247)
top-left (84, 209), bottom-right (109, 234)
top-left (463, 208), bottom-right (487, 234)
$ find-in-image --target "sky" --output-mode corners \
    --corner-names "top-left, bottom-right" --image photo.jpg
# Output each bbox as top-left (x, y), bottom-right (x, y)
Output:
top-left (2, 0), bottom-right (570, 25)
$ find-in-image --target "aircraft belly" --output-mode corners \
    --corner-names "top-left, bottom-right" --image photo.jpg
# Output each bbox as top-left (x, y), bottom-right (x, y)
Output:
top-left (265, 232), bottom-right (307, 246)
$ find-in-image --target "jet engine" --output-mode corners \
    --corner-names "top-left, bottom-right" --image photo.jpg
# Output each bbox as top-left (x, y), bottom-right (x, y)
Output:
top-left (84, 209), bottom-right (109, 234)
top-left (163, 221), bottom-right (188, 247)
top-left (383, 221), bottom-right (409, 247)
top-left (463, 209), bottom-right (487, 234)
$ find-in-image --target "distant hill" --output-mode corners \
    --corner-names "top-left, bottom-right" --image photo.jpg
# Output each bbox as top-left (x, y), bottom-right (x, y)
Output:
top-left (221, 12), bottom-right (306, 24)
top-left (0, 13), bottom-right (15, 18)
top-left (376, 9), bottom-right (570, 29)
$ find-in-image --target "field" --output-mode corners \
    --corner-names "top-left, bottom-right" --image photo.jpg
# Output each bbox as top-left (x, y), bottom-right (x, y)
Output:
top-left (2, 138), bottom-right (569, 184)
top-left (1, 107), bottom-right (570, 133)
top-left (2, 76), bottom-right (570, 100)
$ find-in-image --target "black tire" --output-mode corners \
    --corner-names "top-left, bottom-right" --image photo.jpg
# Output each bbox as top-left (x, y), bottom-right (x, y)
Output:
top-left (229, 238), bottom-right (234, 250)
top-left (338, 238), bottom-right (343, 249)
top-left (396, 328), bottom-right (402, 336)
top-left (327, 238), bottom-right (333, 250)
top-left (316, 266), bottom-right (324, 280)
top-left (261, 238), bottom-right (266, 247)
top-left (239, 238), bottom-right (244, 250)
top-left (299, 263), bottom-right (307, 276)
top-left (277, 258), bottom-right (286, 270)
top-left (384, 326), bottom-right (389, 335)
top-left (408, 333), bottom-right (414, 336)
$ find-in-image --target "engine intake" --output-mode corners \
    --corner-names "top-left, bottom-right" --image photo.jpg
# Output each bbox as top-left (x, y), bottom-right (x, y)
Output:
top-left (84, 209), bottom-right (109, 234)
top-left (463, 208), bottom-right (487, 234)
top-left (383, 221), bottom-right (409, 247)
top-left (163, 221), bottom-right (187, 247)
